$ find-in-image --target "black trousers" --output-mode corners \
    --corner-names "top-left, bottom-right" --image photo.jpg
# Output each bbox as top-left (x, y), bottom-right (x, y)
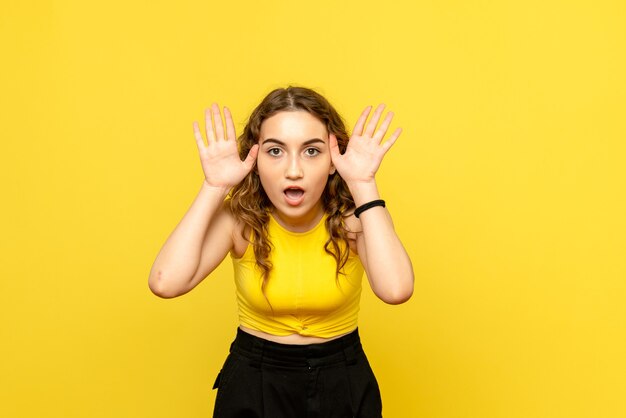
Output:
top-left (212, 328), bottom-right (382, 418)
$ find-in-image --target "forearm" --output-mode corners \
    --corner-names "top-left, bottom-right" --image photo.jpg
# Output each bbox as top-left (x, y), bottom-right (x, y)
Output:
top-left (148, 181), bottom-right (229, 297)
top-left (350, 181), bottom-right (414, 304)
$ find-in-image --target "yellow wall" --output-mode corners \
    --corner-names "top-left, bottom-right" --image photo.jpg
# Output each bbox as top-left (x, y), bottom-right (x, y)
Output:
top-left (1, 1), bottom-right (625, 417)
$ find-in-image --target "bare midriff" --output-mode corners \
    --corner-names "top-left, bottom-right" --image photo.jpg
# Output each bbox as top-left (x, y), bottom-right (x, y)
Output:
top-left (239, 325), bottom-right (350, 345)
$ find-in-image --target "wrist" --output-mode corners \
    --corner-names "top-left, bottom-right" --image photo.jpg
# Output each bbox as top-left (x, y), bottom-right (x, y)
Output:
top-left (346, 180), bottom-right (380, 206)
top-left (201, 180), bottom-right (231, 198)
top-left (354, 199), bottom-right (386, 218)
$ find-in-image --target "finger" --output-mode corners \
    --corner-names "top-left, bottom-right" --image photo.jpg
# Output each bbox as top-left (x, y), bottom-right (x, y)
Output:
top-left (352, 106), bottom-right (372, 137)
top-left (373, 111), bottom-right (394, 144)
top-left (224, 106), bottom-right (237, 141)
top-left (364, 104), bottom-right (386, 138)
top-left (243, 144), bottom-right (259, 170)
top-left (205, 107), bottom-right (216, 143)
top-left (212, 103), bottom-right (225, 140)
top-left (193, 121), bottom-right (206, 150)
top-left (381, 127), bottom-right (402, 153)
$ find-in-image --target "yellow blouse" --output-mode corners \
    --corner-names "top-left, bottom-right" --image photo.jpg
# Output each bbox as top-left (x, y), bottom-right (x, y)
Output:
top-left (231, 213), bottom-right (364, 338)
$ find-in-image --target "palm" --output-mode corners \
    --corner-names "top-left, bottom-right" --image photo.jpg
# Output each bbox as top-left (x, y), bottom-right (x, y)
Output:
top-left (198, 139), bottom-right (251, 187)
top-left (193, 104), bottom-right (258, 188)
top-left (330, 104), bottom-right (402, 183)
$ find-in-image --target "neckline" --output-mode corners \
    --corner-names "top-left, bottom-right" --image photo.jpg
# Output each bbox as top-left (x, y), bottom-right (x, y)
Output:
top-left (269, 212), bottom-right (327, 236)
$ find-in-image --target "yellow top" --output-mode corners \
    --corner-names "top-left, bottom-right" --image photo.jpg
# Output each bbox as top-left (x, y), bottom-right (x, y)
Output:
top-left (231, 213), bottom-right (364, 338)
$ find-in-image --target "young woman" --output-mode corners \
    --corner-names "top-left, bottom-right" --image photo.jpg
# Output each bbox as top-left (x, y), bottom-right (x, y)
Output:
top-left (149, 87), bottom-right (414, 417)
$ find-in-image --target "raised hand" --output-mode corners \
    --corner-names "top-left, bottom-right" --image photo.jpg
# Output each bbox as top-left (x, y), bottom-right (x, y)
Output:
top-left (329, 104), bottom-right (402, 184)
top-left (192, 103), bottom-right (259, 189)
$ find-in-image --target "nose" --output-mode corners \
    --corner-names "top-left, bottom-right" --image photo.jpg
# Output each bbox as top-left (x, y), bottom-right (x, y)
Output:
top-left (285, 154), bottom-right (303, 179)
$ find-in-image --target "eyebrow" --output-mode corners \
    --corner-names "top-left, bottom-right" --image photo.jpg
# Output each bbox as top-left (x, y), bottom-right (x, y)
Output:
top-left (261, 138), bottom-right (326, 146)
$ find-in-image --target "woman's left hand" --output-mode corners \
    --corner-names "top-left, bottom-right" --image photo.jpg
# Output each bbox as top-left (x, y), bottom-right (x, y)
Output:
top-left (329, 104), bottom-right (402, 184)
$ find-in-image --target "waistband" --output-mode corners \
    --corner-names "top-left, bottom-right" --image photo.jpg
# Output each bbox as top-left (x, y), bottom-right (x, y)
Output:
top-left (229, 327), bottom-right (363, 369)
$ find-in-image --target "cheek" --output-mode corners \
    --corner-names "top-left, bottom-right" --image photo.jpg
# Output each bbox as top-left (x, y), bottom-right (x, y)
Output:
top-left (256, 159), bottom-right (277, 178)
top-left (311, 160), bottom-right (333, 178)
top-left (310, 167), bottom-right (332, 189)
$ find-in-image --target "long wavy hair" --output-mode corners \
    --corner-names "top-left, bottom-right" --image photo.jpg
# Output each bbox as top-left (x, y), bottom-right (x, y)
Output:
top-left (229, 86), bottom-right (355, 294)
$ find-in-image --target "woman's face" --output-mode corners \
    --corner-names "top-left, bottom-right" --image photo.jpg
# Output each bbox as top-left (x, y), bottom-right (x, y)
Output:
top-left (257, 110), bottom-right (335, 231)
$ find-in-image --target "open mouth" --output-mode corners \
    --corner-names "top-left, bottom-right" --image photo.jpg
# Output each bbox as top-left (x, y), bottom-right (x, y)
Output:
top-left (284, 186), bottom-right (305, 206)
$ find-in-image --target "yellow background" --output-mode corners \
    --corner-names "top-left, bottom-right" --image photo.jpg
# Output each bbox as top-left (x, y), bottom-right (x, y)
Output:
top-left (1, 1), bottom-right (625, 417)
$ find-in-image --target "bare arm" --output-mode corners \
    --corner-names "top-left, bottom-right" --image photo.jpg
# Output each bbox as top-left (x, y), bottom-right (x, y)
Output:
top-left (350, 182), bottom-right (414, 304)
top-left (148, 183), bottom-right (235, 298)
top-left (330, 104), bottom-right (414, 304)
top-left (148, 104), bottom-right (258, 298)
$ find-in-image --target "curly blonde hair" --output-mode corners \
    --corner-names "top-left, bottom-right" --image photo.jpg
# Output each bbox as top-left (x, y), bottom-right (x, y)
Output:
top-left (228, 86), bottom-right (355, 294)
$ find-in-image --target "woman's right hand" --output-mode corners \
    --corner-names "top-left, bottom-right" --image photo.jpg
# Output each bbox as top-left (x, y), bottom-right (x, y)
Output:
top-left (192, 103), bottom-right (259, 189)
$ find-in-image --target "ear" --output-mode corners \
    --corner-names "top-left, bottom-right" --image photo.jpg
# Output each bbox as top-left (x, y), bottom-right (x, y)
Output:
top-left (329, 162), bottom-right (336, 175)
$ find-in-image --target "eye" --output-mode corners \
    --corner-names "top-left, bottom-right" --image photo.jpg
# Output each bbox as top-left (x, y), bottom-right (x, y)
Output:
top-left (304, 148), bottom-right (320, 157)
top-left (268, 147), bottom-right (282, 156)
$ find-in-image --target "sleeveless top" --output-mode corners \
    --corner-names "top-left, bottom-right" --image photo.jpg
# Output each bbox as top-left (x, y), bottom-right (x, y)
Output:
top-left (230, 213), bottom-right (364, 338)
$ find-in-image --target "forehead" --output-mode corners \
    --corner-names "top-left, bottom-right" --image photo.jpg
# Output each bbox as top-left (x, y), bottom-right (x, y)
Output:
top-left (259, 111), bottom-right (327, 140)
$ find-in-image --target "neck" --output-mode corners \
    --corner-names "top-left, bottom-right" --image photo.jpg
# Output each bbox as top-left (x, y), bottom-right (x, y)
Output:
top-left (271, 204), bottom-right (325, 233)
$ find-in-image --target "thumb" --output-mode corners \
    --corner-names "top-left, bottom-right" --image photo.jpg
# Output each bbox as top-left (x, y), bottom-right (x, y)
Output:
top-left (329, 134), bottom-right (341, 162)
top-left (243, 144), bottom-right (259, 171)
